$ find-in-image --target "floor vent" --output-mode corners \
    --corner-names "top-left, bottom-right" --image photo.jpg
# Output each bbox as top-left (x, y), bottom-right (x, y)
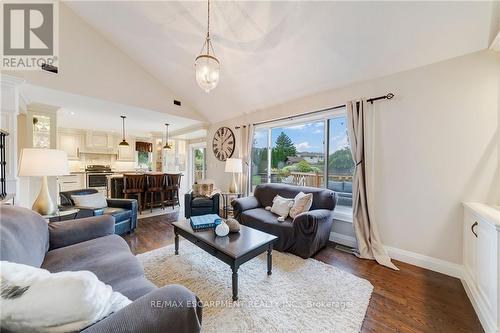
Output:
top-left (335, 244), bottom-right (355, 254)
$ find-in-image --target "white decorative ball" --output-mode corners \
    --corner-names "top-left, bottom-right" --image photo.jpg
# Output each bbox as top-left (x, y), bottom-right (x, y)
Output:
top-left (215, 221), bottom-right (230, 237)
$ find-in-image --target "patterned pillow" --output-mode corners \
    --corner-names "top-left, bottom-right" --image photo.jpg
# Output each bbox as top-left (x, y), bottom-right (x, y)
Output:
top-left (289, 192), bottom-right (313, 219)
top-left (192, 183), bottom-right (214, 197)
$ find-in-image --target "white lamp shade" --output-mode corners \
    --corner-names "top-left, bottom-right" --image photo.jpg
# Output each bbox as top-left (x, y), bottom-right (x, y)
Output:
top-left (225, 158), bottom-right (242, 173)
top-left (18, 148), bottom-right (70, 177)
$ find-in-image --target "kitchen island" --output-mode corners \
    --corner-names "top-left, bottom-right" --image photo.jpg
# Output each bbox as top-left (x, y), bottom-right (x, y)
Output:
top-left (107, 173), bottom-right (183, 200)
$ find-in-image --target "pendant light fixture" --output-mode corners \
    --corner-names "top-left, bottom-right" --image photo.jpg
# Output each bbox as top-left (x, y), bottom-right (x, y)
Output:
top-left (119, 115), bottom-right (129, 146)
top-left (195, 0), bottom-right (220, 93)
top-left (163, 123), bottom-right (172, 149)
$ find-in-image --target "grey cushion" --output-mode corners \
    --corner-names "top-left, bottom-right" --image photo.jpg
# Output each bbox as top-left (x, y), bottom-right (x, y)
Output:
top-left (343, 181), bottom-right (353, 194)
top-left (191, 197), bottom-right (215, 208)
top-left (82, 285), bottom-right (202, 333)
top-left (42, 235), bottom-right (155, 300)
top-left (0, 206), bottom-right (49, 267)
top-left (329, 181), bottom-right (344, 192)
top-left (240, 208), bottom-right (295, 252)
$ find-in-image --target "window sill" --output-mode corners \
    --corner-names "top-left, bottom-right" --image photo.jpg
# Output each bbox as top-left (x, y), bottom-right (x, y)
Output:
top-left (333, 208), bottom-right (353, 223)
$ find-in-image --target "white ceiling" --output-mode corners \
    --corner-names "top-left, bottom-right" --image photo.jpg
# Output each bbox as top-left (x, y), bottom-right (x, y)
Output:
top-left (21, 84), bottom-right (202, 137)
top-left (67, 1), bottom-right (497, 123)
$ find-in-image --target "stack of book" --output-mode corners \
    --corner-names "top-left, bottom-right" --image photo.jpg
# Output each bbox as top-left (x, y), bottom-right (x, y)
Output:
top-left (190, 214), bottom-right (221, 231)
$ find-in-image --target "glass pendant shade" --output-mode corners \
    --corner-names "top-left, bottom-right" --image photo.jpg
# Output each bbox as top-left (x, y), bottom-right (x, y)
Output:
top-left (163, 123), bottom-right (172, 149)
top-left (195, 53), bottom-right (220, 93)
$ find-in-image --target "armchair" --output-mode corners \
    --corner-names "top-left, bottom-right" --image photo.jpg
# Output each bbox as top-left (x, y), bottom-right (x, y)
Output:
top-left (59, 189), bottom-right (138, 235)
top-left (184, 192), bottom-right (220, 218)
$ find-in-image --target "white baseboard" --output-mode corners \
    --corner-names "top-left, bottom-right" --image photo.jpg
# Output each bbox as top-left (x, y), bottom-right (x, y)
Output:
top-left (329, 232), bottom-right (462, 279)
top-left (329, 232), bottom-right (357, 248)
top-left (329, 232), bottom-right (493, 332)
top-left (461, 269), bottom-right (498, 333)
top-left (385, 246), bottom-right (463, 279)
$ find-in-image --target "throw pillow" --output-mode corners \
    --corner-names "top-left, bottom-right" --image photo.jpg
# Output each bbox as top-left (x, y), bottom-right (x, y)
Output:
top-left (0, 261), bottom-right (131, 333)
top-left (270, 195), bottom-right (294, 219)
top-left (71, 193), bottom-right (107, 209)
top-left (289, 192), bottom-right (313, 219)
top-left (192, 183), bottom-right (214, 197)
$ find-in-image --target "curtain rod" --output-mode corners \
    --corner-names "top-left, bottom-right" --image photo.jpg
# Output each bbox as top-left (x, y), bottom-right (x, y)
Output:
top-left (250, 93), bottom-right (394, 127)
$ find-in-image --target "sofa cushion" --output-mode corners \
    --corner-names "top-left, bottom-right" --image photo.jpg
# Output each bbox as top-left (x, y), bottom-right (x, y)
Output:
top-left (71, 193), bottom-right (108, 209)
top-left (0, 206), bottom-right (49, 267)
top-left (329, 181), bottom-right (344, 192)
top-left (240, 208), bottom-right (295, 252)
top-left (343, 181), bottom-right (353, 194)
top-left (191, 197), bottom-right (214, 208)
top-left (60, 189), bottom-right (98, 206)
top-left (42, 235), bottom-right (155, 300)
top-left (270, 195), bottom-right (294, 218)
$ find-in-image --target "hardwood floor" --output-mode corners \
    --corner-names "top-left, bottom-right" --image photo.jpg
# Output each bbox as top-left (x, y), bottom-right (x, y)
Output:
top-left (124, 214), bottom-right (483, 333)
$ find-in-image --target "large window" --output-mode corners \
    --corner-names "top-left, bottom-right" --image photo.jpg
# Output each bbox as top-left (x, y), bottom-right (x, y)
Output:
top-left (250, 110), bottom-right (354, 219)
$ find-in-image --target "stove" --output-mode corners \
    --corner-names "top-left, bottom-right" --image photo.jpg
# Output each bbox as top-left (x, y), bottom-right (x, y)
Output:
top-left (85, 165), bottom-right (113, 196)
top-left (85, 165), bottom-right (112, 173)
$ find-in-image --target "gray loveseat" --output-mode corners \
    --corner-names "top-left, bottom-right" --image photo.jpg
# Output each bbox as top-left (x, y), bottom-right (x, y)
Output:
top-left (232, 183), bottom-right (337, 258)
top-left (0, 206), bottom-right (202, 333)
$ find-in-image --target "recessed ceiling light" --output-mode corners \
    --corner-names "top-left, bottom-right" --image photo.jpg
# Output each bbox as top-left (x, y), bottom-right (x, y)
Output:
top-left (70, 111), bottom-right (75, 116)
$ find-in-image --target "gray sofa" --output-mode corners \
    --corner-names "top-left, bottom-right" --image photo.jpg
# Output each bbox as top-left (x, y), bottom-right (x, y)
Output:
top-left (0, 206), bottom-right (202, 333)
top-left (232, 183), bottom-right (337, 258)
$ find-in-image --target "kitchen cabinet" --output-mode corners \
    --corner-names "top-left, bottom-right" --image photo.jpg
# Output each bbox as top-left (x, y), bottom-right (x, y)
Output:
top-left (117, 137), bottom-right (136, 162)
top-left (462, 203), bottom-right (500, 333)
top-left (57, 131), bottom-right (83, 160)
top-left (58, 173), bottom-right (86, 192)
top-left (84, 131), bottom-right (115, 153)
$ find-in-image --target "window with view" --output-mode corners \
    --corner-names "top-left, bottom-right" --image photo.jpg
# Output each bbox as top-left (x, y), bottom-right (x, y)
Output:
top-left (250, 110), bottom-right (354, 220)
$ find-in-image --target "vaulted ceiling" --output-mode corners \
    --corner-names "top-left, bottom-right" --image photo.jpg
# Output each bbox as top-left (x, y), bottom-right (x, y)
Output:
top-left (66, 1), bottom-right (498, 123)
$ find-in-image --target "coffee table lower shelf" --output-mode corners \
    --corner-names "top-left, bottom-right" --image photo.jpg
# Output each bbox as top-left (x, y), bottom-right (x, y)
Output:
top-left (173, 221), bottom-right (277, 301)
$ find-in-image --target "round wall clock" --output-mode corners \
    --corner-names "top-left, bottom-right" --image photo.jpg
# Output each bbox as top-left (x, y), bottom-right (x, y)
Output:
top-left (212, 126), bottom-right (235, 161)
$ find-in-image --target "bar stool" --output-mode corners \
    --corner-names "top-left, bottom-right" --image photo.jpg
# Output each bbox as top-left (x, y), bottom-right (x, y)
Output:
top-left (145, 174), bottom-right (165, 212)
top-left (123, 174), bottom-right (145, 214)
top-left (164, 173), bottom-right (182, 209)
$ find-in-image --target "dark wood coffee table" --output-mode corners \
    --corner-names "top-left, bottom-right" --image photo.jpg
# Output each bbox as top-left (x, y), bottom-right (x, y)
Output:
top-left (172, 219), bottom-right (277, 301)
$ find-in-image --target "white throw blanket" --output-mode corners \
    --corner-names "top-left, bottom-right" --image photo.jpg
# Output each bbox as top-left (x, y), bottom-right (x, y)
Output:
top-left (0, 261), bottom-right (132, 332)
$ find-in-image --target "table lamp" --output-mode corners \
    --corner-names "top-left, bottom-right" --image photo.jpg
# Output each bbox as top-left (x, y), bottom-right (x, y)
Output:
top-left (225, 158), bottom-right (242, 193)
top-left (18, 148), bottom-right (69, 215)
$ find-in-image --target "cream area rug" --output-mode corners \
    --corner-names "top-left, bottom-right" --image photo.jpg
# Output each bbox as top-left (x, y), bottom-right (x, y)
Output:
top-left (137, 241), bottom-right (373, 333)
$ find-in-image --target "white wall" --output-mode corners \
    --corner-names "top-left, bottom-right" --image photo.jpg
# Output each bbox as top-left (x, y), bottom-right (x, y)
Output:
top-left (206, 50), bottom-right (500, 265)
top-left (2, 3), bottom-right (205, 123)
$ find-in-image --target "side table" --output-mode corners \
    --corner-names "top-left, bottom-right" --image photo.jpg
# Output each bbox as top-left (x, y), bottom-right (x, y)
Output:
top-left (221, 192), bottom-right (242, 218)
top-left (42, 208), bottom-right (80, 222)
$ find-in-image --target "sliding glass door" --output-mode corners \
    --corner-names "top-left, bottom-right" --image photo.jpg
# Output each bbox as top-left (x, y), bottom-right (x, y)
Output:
top-left (250, 109), bottom-right (354, 216)
top-left (327, 116), bottom-right (354, 213)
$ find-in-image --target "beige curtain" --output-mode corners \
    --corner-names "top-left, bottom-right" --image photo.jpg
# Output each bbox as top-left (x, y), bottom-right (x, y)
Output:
top-left (238, 124), bottom-right (254, 196)
top-left (346, 100), bottom-right (398, 270)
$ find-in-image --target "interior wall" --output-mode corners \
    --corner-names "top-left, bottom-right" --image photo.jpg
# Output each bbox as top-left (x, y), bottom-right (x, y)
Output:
top-left (2, 3), bottom-right (204, 122)
top-left (206, 50), bottom-right (499, 265)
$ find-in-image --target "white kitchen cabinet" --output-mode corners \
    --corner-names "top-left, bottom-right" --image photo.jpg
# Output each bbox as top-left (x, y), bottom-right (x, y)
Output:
top-left (57, 131), bottom-right (83, 160)
top-left (116, 137), bottom-right (136, 162)
top-left (462, 203), bottom-right (500, 333)
top-left (58, 173), bottom-right (86, 192)
top-left (84, 131), bottom-right (115, 153)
